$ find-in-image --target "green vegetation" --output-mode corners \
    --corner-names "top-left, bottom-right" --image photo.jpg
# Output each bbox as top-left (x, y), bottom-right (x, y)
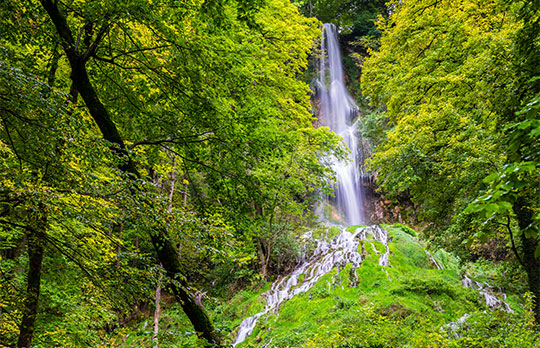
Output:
top-left (112, 225), bottom-right (537, 347)
top-left (229, 225), bottom-right (536, 347)
top-left (1, 0), bottom-right (539, 347)
top-left (361, 0), bottom-right (540, 321)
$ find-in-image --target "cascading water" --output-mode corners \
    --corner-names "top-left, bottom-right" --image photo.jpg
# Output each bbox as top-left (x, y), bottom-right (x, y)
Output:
top-left (317, 23), bottom-right (366, 225)
top-left (232, 225), bottom-right (391, 346)
top-left (461, 276), bottom-right (513, 312)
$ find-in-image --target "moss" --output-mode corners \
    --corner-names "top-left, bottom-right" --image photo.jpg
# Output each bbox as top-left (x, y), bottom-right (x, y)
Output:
top-left (433, 249), bottom-right (461, 271)
top-left (346, 224), bottom-right (368, 232)
top-left (390, 275), bottom-right (459, 298)
top-left (391, 223), bottom-right (418, 237)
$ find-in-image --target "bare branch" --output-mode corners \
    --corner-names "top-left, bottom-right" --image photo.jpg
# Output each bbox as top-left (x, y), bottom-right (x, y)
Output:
top-left (129, 135), bottom-right (217, 149)
top-left (94, 45), bottom-right (171, 64)
top-left (82, 21), bottom-right (110, 62)
top-left (497, 215), bottom-right (526, 268)
top-left (75, 21), bottom-right (93, 52)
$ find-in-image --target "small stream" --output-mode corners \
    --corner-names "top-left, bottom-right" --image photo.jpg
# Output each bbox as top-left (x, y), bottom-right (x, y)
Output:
top-left (461, 275), bottom-right (513, 312)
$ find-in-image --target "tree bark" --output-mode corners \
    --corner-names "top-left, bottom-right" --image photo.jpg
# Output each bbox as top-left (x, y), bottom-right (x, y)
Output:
top-left (257, 240), bottom-right (268, 280)
top-left (39, 0), bottom-right (138, 175)
top-left (17, 215), bottom-right (46, 348)
top-left (152, 277), bottom-right (162, 348)
top-left (514, 196), bottom-right (540, 322)
top-left (522, 234), bottom-right (540, 322)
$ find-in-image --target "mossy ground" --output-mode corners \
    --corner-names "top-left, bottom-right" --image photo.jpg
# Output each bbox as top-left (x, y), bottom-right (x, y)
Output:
top-left (109, 224), bottom-right (539, 347)
top-left (226, 225), bottom-right (536, 347)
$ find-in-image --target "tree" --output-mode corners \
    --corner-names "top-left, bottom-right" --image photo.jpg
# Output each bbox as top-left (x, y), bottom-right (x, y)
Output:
top-left (362, 0), bottom-right (517, 228)
top-left (294, 0), bottom-right (386, 34)
top-left (466, 0), bottom-right (540, 320)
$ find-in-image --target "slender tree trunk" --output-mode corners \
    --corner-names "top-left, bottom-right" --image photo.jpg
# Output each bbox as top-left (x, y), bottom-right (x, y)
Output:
top-left (150, 233), bottom-right (221, 347)
top-left (152, 276), bottom-right (162, 348)
top-left (132, 236), bottom-right (139, 268)
top-left (39, 0), bottom-right (137, 175)
top-left (258, 240), bottom-right (268, 280)
top-left (116, 224), bottom-right (123, 270)
top-left (46, 43), bottom-right (60, 88)
top-left (522, 235), bottom-right (540, 322)
top-left (168, 158), bottom-right (176, 213)
top-left (17, 214), bottom-right (46, 348)
top-left (183, 176), bottom-right (188, 205)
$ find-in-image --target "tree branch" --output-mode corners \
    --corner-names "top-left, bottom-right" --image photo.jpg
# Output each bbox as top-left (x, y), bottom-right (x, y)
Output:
top-left (497, 215), bottom-right (526, 268)
top-left (0, 219), bottom-right (35, 232)
top-left (40, 0), bottom-right (76, 55)
top-left (129, 134), bottom-right (217, 149)
top-left (94, 45), bottom-right (172, 64)
top-left (82, 21), bottom-right (110, 62)
top-left (75, 21), bottom-right (91, 52)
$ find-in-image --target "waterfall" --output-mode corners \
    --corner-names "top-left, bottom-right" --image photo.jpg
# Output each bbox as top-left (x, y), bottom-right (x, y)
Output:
top-left (317, 23), bottom-right (366, 225)
top-left (231, 24), bottom-right (373, 347)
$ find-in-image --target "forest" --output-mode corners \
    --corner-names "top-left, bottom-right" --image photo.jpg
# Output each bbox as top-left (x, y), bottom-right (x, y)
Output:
top-left (0, 0), bottom-right (539, 347)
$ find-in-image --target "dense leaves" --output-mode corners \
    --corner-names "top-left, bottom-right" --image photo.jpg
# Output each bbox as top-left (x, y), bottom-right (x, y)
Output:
top-left (0, 0), bottom-right (344, 346)
top-left (362, 0), bottom-right (520, 243)
top-left (362, 0), bottom-right (540, 321)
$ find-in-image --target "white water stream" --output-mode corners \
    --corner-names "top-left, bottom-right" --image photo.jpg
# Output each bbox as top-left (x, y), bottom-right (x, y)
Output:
top-left (426, 251), bottom-right (512, 312)
top-left (461, 275), bottom-right (513, 312)
top-left (317, 23), bottom-right (366, 225)
top-left (445, 276), bottom-right (512, 336)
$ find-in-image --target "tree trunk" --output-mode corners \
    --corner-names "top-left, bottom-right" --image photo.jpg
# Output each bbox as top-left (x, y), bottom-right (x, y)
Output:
top-left (39, 0), bottom-right (138, 176)
top-left (46, 43), bottom-right (60, 88)
top-left (150, 233), bottom-right (221, 347)
top-left (514, 197), bottom-right (540, 322)
top-left (522, 235), bottom-right (540, 322)
top-left (258, 240), bottom-right (268, 280)
top-left (152, 278), bottom-right (162, 348)
top-left (17, 215), bottom-right (46, 348)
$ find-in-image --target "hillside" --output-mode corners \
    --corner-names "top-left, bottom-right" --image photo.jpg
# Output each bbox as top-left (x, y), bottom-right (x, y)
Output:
top-left (110, 224), bottom-right (536, 347)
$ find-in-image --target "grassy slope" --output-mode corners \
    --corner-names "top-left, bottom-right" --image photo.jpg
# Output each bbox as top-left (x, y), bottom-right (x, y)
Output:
top-left (109, 224), bottom-right (538, 347)
top-left (224, 224), bottom-right (535, 347)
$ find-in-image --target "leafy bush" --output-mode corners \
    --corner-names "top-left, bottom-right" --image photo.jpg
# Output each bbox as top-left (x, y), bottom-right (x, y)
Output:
top-left (444, 310), bottom-right (539, 347)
